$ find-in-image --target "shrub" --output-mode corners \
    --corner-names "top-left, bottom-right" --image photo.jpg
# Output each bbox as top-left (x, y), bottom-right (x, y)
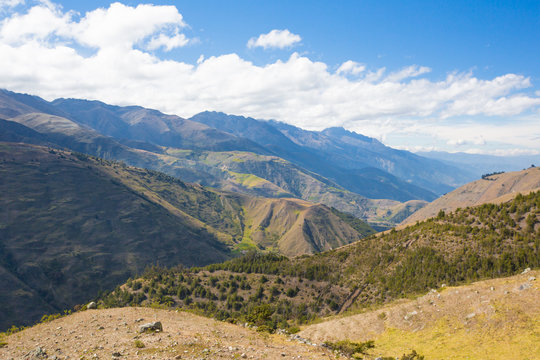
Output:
top-left (134, 340), bottom-right (145, 348)
top-left (323, 339), bottom-right (375, 357)
top-left (401, 350), bottom-right (425, 360)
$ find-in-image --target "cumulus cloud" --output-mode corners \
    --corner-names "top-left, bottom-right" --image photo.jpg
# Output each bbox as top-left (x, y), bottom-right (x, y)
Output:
top-left (146, 32), bottom-right (188, 51)
top-left (336, 60), bottom-right (365, 75)
top-left (247, 29), bottom-right (301, 49)
top-left (0, 2), bottom-right (539, 153)
top-left (0, 1), bottom-right (187, 50)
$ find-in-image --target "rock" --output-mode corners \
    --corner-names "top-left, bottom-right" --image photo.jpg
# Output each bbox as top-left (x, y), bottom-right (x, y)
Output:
top-left (529, 276), bottom-right (536, 281)
top-left (241, 353), bottom-right (247, 358)
top-left (87, 301), bottom-right (97, 309)
top-left (522, 268), bottom-right (531, 274)
top-left (519, 283), bottom-right (531, 291)
top-left (112, 351), bottom-right (122, 357)
top-left (466, 313), bottom-right (476, 319)
top-left (490, 286), bottom-right (495, 291)
top-left (139, 321), bottom-right (163, 333)
top-left (25, 347), bottom-right (48, 359)
top-left (404, 310), bottom-right (418, 320)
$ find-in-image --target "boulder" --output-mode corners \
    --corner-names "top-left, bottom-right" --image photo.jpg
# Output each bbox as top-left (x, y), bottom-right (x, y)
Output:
top-left (86, 301), bottom-right (97, 309)
top-left (139, 321), bottom-right (163, 333)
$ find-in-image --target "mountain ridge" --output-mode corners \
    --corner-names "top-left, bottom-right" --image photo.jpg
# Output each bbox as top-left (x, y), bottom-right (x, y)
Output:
top-left (401, 167), bottom-right (540, 225)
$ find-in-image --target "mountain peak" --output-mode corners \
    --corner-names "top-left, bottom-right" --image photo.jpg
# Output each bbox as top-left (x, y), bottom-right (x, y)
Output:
top-left (321, 126), bottom-right (377, 143)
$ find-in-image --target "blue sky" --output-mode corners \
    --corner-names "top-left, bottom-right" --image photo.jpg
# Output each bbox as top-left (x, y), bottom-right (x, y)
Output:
top-left (0, 0), bottom-right (539, 155)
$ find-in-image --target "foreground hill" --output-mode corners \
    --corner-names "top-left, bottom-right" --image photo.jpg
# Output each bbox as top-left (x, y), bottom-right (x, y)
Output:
top-left (402, 167), bottom-right (540, 225)
top-left (0, 143), bottom-right (372, 330)
top-left (102, 190), bottom-right (540, 333)
top-left (3, 273), bottom-right (537, 360)
top-left (300, 270), bottom-right (540, 360)
top-left (0, 307), bottom-right (342, 360)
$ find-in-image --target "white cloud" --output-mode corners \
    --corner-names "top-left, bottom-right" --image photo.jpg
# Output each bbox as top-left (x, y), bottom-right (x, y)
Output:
top-left (74, 3), bottom-right (186, 50)
top-left (0, 2), bottom-right (539, 154)
top-left (0, 2), bottom-right (188, 50)
top-left (385, 65), bottom-right (431, 82)
top-left (336, 60), bottom-right (365, 75)
top-left (247, 29), bottom-right (301, 49)
top-left (447, 136), bottom-right (485, 146)
top-left (146, 32), bottom-right (188, 51)
top-left (0, 0), bottom-right (24, 9)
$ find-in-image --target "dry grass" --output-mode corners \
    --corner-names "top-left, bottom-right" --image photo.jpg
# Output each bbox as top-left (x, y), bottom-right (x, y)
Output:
top-left (300, 270), bottom-right (540, 359)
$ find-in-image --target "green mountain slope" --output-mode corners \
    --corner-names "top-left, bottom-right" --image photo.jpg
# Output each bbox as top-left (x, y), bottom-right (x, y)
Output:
top-left (4, 110), bottom-right (413, 229)
top-left (103, 190), bottom-right (540, 331)
top-left (190, 111), bottom-right (440, 201)
top-left (160, 148), bottom-right (420, 229)
top-left (1, 90), bottom-right (425, 228)
top-left (0, 143), bottom-right (373, 330)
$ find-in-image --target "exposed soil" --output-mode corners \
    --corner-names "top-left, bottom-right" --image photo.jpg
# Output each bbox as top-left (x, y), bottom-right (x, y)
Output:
top-left (1, 307), bottom-right (339, 360)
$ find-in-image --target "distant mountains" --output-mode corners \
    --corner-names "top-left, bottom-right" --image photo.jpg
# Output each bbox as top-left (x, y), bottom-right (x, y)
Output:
top-left (0, 142), bottom-right (374, 329)
top-left (417, 151), bottom-right (540, 178)
top-left (190, 111), bottom-right (470, 197)
top-left (5, 88), bottom-right (526, 229)
top-left (0, 89), bottom-right (459, 228)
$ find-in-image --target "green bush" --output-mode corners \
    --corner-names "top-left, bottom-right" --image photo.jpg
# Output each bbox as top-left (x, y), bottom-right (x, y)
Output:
top-left (323, 339), bottom-right (375, 357)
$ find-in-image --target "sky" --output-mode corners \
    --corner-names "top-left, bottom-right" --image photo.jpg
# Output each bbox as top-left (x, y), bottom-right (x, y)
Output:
top-left (0, 0), bottom-right (539, 155)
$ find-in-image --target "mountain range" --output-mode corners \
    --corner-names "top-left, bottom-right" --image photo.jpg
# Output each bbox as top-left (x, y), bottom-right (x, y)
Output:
top-left (0, 89), bottom-right (491, 231)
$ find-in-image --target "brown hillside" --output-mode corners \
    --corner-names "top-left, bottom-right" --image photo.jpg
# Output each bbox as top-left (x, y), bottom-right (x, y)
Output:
top-left (401, 167), bottom-right (540, 225)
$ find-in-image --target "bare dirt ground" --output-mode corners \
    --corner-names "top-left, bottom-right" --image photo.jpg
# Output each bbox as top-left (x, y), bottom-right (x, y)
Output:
top-left (1, 307), bottom-right (339, 360)
top-left (299, 270), bottom-right (540, 359)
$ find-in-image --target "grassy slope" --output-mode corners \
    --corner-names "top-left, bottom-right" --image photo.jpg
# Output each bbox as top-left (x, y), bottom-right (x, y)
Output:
top-left (163, 148), bottom-right (416, 229)
top-left (0, 143), bottom-right (231, 329)
top-left (300, 270), bottom-right (540, 360)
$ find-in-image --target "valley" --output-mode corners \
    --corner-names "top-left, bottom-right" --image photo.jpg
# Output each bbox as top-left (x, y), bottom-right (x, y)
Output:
top-left (1, 91), bottom-right (539, 357)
